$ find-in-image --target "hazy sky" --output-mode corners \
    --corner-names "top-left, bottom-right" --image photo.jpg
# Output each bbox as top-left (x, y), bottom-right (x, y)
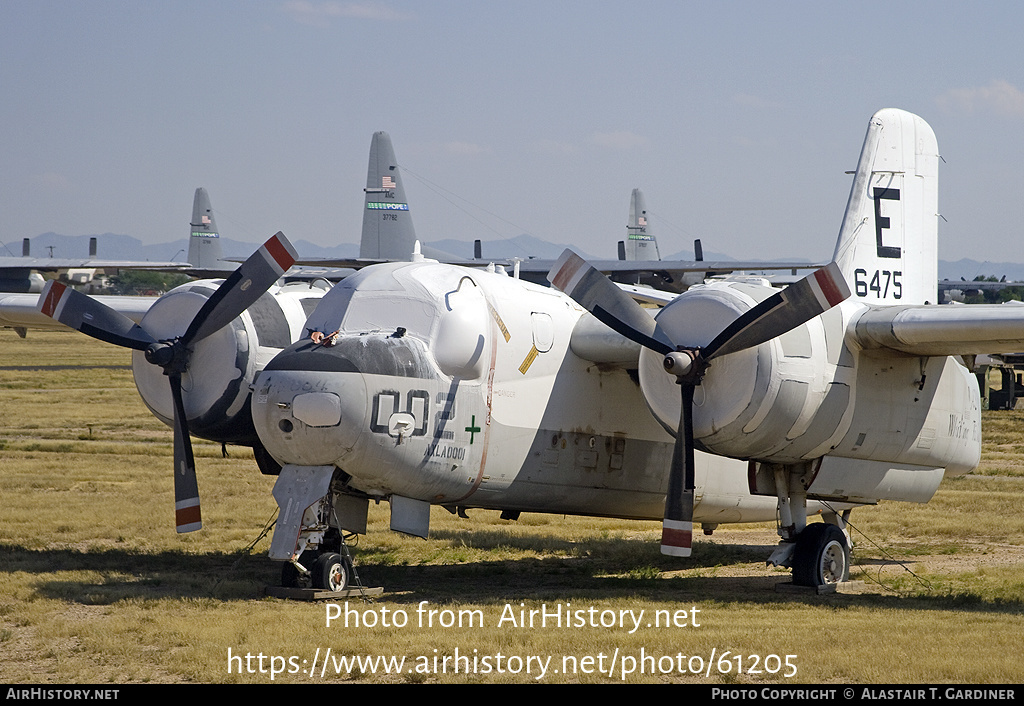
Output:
top-left (2, 1), bottom-right (1023, 264)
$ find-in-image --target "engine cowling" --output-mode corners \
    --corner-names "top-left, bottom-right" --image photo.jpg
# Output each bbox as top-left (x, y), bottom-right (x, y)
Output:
top-left (638, 281), bottom-right (849, 464)
top-left (131, 280), bottom-right (326, 445)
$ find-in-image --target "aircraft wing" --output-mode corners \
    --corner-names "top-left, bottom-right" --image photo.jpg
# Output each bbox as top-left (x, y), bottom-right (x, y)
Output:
top-left (511, 257), bottom-right (827, 294)
top-left (290, 255), bottom-right (821, 276)
top-left (0, 257), bottom-right (188, 271)
top-left (615, 282), bottom-right (677, 306)
top-left (291, 246), bottom-right (470, 270)
top-left (509, 257), bottom-right (824, 276)
top-left (938, 279), bottom-right (1014, 290)
top-left (852, 302), bottom-right (1024, 356)
top-left (0, 292), bottom-right (158, 332)
top-left (281, 265), bottom-right (356, 281)
top-left (256, 258), bottom-right (368, 273)
top-left (290, 257), bottom-right (374, 268)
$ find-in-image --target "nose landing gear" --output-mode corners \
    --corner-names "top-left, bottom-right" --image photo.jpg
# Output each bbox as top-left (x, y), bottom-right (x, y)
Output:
top-left (266, 465), bottom-right (382, 599)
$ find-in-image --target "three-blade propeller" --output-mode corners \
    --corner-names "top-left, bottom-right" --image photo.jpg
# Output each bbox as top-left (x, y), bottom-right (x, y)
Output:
top-left (548, 250), bottom-right (850, 557)
top-left (38, 232), bottom-right (297, 533)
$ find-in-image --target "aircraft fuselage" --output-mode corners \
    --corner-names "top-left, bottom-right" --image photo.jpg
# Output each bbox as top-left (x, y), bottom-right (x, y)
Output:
top-left (251, 261), bottom-right (780, 525)
top-left (251, 259), bottom-right (983, 534)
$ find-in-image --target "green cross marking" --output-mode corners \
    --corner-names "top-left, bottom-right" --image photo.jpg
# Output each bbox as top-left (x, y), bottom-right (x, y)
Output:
top-left (465, 415), bottom-right (481, 444)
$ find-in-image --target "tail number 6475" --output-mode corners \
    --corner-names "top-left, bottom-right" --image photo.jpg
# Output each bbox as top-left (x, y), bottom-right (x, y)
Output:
top-left (854, 269), bottom-right (902, 300)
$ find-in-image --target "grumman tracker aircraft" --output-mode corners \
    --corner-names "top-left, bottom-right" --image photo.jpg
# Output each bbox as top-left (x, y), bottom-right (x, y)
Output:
top-left (35, 110), bottom-right (1021, 592)
top-left (236, 107), bottom-right (1024, 592)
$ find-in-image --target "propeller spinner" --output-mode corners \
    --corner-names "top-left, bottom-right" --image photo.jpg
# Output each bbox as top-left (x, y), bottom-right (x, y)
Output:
top-left (548, 251), bottom-right (850, 557)
top-left (38, 232), bottom-right (297, 532)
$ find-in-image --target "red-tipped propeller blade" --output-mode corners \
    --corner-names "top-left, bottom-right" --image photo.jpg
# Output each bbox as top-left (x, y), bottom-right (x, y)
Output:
top-left (183, 232), bottom-right (297, 346)
top-left (703, 262), bottom-right (849, 361)
top-left (39, 232), bottom-right (298, 534)
top-left (661, 384), bottom-right (695, 557)
top-left (169, 372), bottom-right (202, 533)
top-left (547, 249), bottom-right (675, 355)
top-left (38, 280), bottom-right (156, 351)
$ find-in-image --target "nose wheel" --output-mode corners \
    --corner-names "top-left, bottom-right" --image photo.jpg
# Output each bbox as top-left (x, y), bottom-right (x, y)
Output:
top-left (313, 552), bottom-right (350, 592)
top-left (280, 550), bottom-right (353, 591)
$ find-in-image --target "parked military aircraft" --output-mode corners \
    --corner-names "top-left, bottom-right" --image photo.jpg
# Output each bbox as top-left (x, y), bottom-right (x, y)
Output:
top-left (164, 186), bottom-right (356, 282)
top-left (228, 107), bottom-right (1024, 591)
top-left (180, 186), bottom-right (240, 276)
top-left (32, 109), bottom-right (1019, 592)
top-left (612, 188), bottom-right (718, 292)
top-left (0, 185), bottom-right (342, 335)
top-left (619, 188), bottom-right (661, 261)
top-left (0, 186), bottom-right (237, 301)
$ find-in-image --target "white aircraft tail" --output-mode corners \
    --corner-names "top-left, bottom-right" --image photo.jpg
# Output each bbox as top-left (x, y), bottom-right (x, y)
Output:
top-left (622, 188), bottom-right (660, 261)
top-left (832, 108), bottom-right (939, 305)
top-left (186, 187), bottom-right (226, 269)
top-left (360, 131), bottom-right (417, 260)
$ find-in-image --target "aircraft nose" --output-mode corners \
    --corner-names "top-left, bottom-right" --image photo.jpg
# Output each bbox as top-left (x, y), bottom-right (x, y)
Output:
top-left (253, 332), bottom-right (439, 466)
top-left (251, 368), bottom-right (368, 467)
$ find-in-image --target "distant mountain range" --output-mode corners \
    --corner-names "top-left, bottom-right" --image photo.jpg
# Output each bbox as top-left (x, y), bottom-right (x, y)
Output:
top-left (937, 259), bottom-right (1024, 283)
top-left (8, 232), bottom-right (1024, 282)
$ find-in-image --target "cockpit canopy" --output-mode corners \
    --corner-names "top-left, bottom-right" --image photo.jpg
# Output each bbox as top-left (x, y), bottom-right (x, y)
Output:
top-left (302, 262), bottom-right (490, 380)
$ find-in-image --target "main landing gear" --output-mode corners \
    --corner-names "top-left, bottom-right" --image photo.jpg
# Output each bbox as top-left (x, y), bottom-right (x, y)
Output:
top-left (765, 463), bottom-right (852, 588)
top-left (792, 522), bottom-right (850, 586)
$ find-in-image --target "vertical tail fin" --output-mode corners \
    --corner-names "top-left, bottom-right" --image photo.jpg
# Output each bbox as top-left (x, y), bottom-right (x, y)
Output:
top-left (187, 187), bottom-right (226, 269)
top-left (360, 131), bottom-right (417, 260)
top-left (624, 188), bottom-right (660, 261)
top-left (832, 109), bottom-right (939, 305)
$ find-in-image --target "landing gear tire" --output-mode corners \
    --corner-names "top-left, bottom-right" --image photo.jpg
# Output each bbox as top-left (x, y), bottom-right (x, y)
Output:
top-left (313, 552), bottom-right (350, 592)
top-left (793, 523), bottom-right (850, 587)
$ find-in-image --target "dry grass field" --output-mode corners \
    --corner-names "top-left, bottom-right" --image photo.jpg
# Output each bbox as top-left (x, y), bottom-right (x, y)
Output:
top-left (2, 329), bottom-right (1024, 684)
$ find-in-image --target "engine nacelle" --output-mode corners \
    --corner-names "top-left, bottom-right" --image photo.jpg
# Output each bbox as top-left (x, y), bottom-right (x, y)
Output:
top-left (131, 279), bottom-right (328, 445)
top-left (638, 281), bottom-right (850, 464)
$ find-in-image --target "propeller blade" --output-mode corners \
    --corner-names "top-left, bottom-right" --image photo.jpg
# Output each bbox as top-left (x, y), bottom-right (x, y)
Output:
top-left (38, 280), bottom-right (156, 351)
top-left (169, 372), bottom-right (202, 533)
top-left (703, 262), bottom-right (849, 361)
top-left (183, 232), bottom-right (297, 345)
top-left (661, 384), bottom-right (695, 557)
top-left (548, 249), bottom-right (675, 355)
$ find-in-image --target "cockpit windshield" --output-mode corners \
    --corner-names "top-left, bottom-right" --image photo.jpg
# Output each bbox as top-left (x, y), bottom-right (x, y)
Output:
top-left (302, 263), bottom-right (491, 379)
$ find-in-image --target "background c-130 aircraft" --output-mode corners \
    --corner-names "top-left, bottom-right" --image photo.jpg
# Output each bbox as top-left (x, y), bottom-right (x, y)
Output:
top-left (31, 110), bottom-right (1021, 591)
